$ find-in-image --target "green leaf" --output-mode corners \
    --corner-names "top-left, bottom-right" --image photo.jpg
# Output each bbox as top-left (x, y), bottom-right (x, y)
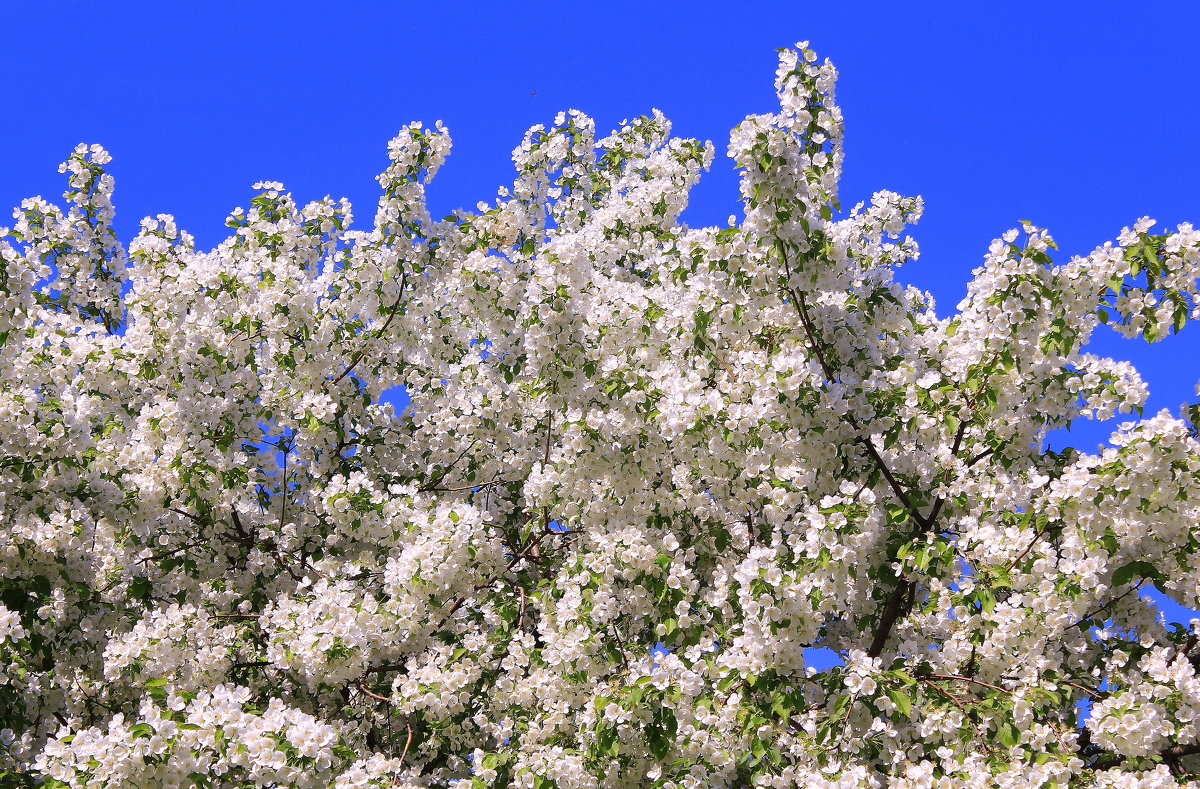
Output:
top-left (596, 726), bottom-right (618, 756)
top-left (129, 577), bottom-right (152, 600)
top-left (646, 727), bottom-right (670, 760)
top-left (996, 721), bottom-right (1020, 749)
top-left (1112, 560), bottom-right (1163, 586)
top-left (887, 688), bottom-right (913, 719)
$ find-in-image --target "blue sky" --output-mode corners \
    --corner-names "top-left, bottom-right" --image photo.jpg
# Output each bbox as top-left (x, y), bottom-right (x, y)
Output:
top-left (3, 4), bottom-right (1199, 655)
top-left (3, 3), bottom-right (1196, 432)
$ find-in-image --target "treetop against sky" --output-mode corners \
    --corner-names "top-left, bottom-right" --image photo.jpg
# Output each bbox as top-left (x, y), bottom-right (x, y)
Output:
top-left (3, 3), bottom-right (1196, 427)
top-left (3, 6), bottom-right (1200, 787)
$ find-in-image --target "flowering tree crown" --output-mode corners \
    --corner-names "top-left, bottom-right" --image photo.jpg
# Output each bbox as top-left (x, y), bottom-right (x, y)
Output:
top-left (3, 43), bottom-right (1200, 788)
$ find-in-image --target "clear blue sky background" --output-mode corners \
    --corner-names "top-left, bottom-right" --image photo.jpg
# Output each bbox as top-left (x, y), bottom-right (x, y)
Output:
top-left (3, 3), bottom-right (1199, 657)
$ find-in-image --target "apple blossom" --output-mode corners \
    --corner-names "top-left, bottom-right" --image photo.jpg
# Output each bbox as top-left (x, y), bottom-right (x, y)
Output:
top-left (2, 42), bottom-right (1200, 788)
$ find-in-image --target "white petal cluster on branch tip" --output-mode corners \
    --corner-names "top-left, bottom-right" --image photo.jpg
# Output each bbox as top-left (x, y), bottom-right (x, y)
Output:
top-left (2, 41), bottom-right (1200, 787)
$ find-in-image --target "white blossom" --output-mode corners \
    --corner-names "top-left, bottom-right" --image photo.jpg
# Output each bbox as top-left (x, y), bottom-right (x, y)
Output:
top-left (2, 42), bottom-right (1200, 787)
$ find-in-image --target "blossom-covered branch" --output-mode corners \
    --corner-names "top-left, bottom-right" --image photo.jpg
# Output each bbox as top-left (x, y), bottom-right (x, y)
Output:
top-left (2, 42), bottom-right (1200, 789)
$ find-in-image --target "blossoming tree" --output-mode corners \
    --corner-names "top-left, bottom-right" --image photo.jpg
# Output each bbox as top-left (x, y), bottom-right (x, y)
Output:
top-left (2, 42), bottom-right (1200, 788)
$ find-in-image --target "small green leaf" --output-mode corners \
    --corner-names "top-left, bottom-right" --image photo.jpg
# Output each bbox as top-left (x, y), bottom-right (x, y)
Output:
top-left (887, 688), bottom-right (913, 719)
top-left (129, 577), bottom-right (152, 600)
top-left (996, 721), bottom-right (1020, 749)
top-left (1112, 560), bottom-right (1162, 586)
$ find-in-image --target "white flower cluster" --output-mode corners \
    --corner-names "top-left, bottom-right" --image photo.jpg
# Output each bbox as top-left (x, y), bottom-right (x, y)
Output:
top-left (35, 684), bottom-right (349, 788)
top-left (2, 41), bottom-right (1200, 787)
top-left (0, 604), bottom-right (25, 644)
top-left (102, 603), bottom-right (238, 690)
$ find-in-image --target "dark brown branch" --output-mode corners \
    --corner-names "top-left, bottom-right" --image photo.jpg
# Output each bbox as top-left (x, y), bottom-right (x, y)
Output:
top-left (1173, 633), bottom-right (1199, 666)
top-left (856, 436), bottom-right (924, 528)
top-left (787, 284), bottom-right (924, 525)
top-left (1162, 743), bottom-right (1200, 762)
top-left (167, 506), bottom-right (206, 524)
top-left (331, 271), bottom-right (407, 385)
top-left (356, 681), bottom-right (391, 703)
top-left (867, 576), bottom-right (911, 658)
top-left (400, 723), bottom-right (414, 765)
top-left (965, 447), bottom-right (995, 468)
top-left (1092, 741), bottom-right (1200, 771)
top-left (419, 439), bottom-right (479, 492)
top-left (928, 673), bottom-right (1010, 694)
top-left (783, 265), bottom-right (934, 659)
top-left (924, 416), bottom-right (970, 526)
top-left (1005, 519), bottom-right (1054, 573)
top-left (423, 478), bottom-right (514, 494)
top-left (230, 509), bottom-right (250, 542)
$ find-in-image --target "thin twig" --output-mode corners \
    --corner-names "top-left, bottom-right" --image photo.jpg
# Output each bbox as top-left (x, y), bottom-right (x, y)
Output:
top-left (920, 677), bottom-right (964, 710)
top-left (419, 439), bottom-right (480, 492)
top-left (695, 335), bottom-right (734, 377)
top-left (1064, 680), bottom-right (1106, 699)
top-left (928, 673), bottom-right (1010, 694)
top-left (1069, 581), bottom-right (1144, 632)
top-left (357, 681), bottom-right (391, 703)
top-left (1005, 519), bottom-right (1054, 573)
top-left (1172, 633), bottom-right (1198, 666)
top-left (920, 678), bottom-right (989, 742)
top-left (426, 478), bottom-right (514, 494)
top-left (399, 723), bottom-right (414, 765)
top-left (331, 272), bottom-right (407, 385)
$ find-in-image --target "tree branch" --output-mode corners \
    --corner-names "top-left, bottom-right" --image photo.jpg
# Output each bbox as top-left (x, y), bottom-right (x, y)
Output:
top-left (786, 283), bottom-right (924, 525)
top-left (867, 576), bottom-right (911, 658)
top-left (330, 270), bottom-right (407, 385)
top-left (356, 681), bottom-right (391, 703)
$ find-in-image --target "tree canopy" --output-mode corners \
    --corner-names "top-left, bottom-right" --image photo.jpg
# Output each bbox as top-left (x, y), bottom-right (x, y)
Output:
top-left (3, 43), bottom-right (1200, 788)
